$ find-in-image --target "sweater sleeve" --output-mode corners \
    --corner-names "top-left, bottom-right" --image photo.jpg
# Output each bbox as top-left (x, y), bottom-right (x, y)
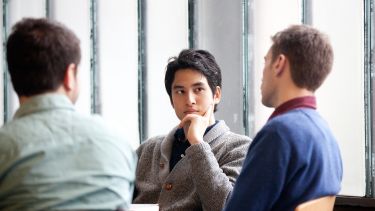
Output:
top-left (223, 129), bottom-right (291, 211)
top-left (185, 138), bottom-right (249, 211)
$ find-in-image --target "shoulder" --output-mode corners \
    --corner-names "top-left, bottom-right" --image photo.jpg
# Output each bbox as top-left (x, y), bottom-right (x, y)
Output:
top-left (136, 135), bottom-right (165, 156)
top-left (74, 113), bottom-right (109, 130)
top-left (72, 113), bottom-right (126, 141)
top-left (212, 120), bottom-right (251, 144)
top-left (209, 130), bottom-right (251, 161)
top-left (267, 108), bottom-right (321, 130)
top-left (222, 131), bottom-right (251, 144)
top-left (71, 114), bottom-right (136, 155)
top-left (217, 132), bottom-right (251, 153)
top-left (252, 108), bottom-right (337, 159)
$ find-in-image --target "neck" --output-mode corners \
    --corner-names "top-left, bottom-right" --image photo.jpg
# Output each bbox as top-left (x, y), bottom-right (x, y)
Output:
top-left (209, 116), bottom-right (216, 126)
top-left (19, 96), bottom-right (31, 105)
top-left (274, 86), bottom-right (314, 108)
top-left (18, 86), bottom-right (72, 105)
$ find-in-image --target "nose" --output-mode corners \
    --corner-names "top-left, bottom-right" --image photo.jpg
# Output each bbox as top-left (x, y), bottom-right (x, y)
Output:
top-left (186, 91), bottom-right (196, 105)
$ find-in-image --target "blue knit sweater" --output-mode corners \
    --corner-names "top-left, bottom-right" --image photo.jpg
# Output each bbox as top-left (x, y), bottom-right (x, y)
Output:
top-left (223, 108), bottom-right (342, 211)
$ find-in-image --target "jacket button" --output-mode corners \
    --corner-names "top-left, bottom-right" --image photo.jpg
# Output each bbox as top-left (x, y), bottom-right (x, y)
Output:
top-left (165, 183), bottom-right (173, 191)
top-left (160, 163), bottom-right (164, 168)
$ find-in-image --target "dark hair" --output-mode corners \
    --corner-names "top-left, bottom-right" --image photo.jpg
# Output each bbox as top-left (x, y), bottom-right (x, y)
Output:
top-left (6, 18), bottom-right (81, 96)
top-left (164, 49), bottom-right (222, 111)
top-left (271, 24), bottom-right (333, 91)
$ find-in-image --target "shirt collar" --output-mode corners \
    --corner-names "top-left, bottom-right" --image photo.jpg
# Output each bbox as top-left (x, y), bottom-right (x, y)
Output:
top-left (14, 93), bottom-right (75, 119)
top-left (268, 96), bottom-right (316, 121)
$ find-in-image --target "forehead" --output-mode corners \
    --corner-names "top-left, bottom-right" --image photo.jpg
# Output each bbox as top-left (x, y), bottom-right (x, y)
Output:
top-left (172, 68), bottom-right (208, 85)
top-left (265, 48), bottom-right (273, 58)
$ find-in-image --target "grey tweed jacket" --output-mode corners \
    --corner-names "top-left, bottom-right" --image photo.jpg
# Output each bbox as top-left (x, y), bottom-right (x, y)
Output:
top-left (133, 120), bottom-right (251, 211)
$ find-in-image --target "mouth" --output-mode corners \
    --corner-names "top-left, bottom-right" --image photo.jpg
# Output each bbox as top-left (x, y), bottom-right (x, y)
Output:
top-left (184, 110), bottom-right (199, 114)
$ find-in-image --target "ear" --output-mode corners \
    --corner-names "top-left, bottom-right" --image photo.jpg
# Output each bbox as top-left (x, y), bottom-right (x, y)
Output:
top-left (213, 86), bottom-right (222, 104)
top-left (63, 63), bottom-right (77, 91)
top-left (273, 54), bottom-right (287, 77)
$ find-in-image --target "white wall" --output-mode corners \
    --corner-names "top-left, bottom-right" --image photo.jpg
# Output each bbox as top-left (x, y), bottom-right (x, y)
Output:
top-left (195, 0), bottom-right (245, 135)
top-left (252, 0), bottom-right (302, 132)
top-left (50, 0), bottom-right (91, 115)
top-left (7, 0), bottom-right (46, 117)
top-left (313, 0), bottom-right (365, 196)
top-left (98, 0), bottom-right (139, 149)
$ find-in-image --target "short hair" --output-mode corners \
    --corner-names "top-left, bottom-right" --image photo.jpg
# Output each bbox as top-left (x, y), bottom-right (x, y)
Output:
top-left (6, 18), bottom-right (81, 96)
top-left (165, 49), bottom-right (222, 112)
top-left (270, 25), bottom-right (333, 91)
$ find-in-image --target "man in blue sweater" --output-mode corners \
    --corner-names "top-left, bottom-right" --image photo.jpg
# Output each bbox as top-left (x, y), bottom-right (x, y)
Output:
top-left (223, 25), bottom-right (343, 211)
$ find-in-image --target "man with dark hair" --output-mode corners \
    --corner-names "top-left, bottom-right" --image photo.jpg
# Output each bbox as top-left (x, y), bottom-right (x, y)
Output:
top-left (133, 49), bottom-right (250, 211)
top-left (223, 25), bottom-right (343, 211)
top-left (0, 18), bottom-right (136, 210)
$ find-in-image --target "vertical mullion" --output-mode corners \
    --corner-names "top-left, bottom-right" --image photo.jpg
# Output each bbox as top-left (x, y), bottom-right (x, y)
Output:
top-left (90, 0), bottom-right (100, 114)
top-left (138, 0), bottom-right (147, 143)
top-left (188, 0), bottom-right (196, 48)
top-left (301, 0), bottom-right (312, 25)
top-left (242, 0), bottom-right (250, 136)
top-left (2, 0), bottom-right (9, 123)
top-left (365, 0), bottom-right (374, 198)
top-left (45, 0), bottom-right (50, 18)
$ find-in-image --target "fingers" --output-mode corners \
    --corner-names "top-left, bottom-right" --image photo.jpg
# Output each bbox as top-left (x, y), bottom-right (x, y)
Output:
top-left (178, 114), bottom-right (196, 128)
top-left (178, 104), bottom-right (214, 128)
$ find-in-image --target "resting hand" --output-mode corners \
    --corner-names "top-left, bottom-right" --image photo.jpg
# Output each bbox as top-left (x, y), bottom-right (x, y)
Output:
top-left (179, 104), bottom-right (214, 145)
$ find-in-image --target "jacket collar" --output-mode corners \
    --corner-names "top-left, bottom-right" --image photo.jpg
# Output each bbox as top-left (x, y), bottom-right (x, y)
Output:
top-left (158, 120), bottom-right (229, 181)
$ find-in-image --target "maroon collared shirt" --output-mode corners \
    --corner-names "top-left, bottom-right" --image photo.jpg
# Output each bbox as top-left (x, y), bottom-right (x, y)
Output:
top-left (268, 96), bottom-right (317, 121)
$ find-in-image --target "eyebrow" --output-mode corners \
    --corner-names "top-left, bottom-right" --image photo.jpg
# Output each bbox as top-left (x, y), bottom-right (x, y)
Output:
top-left (172, 82), bottom-right (206, 90)
top-left (192, 82), bottom-right (205, 87)
top-left (172, 85), bottom-right (184, 90)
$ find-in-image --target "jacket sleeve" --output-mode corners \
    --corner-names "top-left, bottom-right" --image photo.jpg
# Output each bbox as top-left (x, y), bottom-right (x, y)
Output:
top-left (185, 136), bottom-right (250, 211)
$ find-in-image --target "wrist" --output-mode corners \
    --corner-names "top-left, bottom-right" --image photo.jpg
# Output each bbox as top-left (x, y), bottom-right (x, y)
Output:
top-left (189, 138), bottom-right (203, 145)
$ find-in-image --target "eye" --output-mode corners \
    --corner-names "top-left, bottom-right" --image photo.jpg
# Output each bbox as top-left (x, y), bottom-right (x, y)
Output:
top-left (194, 87), bottom-right (204, 93)
top-left (175, 90), bottom-right (184, 95)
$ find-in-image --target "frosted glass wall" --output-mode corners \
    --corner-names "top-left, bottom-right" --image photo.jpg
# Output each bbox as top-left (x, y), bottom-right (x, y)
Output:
top-left (313, 0), bottom-right (365, 196)
top-left (145, 0), bottom-right (188, 138)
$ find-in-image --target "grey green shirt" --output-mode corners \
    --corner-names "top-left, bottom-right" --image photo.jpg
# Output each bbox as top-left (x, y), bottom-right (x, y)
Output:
top-left (0, 94), bottom-right (137, 211)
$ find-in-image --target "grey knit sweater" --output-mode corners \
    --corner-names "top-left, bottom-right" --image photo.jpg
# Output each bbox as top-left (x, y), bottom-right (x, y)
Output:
top-left (133, 120), bottom-right (251, 211)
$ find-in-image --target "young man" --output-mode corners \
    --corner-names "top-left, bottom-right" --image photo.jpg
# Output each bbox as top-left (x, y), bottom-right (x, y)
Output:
top-left (133, 49), bottom-right (251, 211)
top-left (223, 25), bottom-right (343, 211)
top-left (0, 18), bottom-right (136, 210)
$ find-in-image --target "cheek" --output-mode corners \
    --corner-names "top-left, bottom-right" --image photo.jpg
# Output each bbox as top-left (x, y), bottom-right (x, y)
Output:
top-left (201, 94), bottom-right (214, 105)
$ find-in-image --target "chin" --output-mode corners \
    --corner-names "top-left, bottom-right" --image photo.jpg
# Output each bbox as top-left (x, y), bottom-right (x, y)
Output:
top-left (261, 98), bottom-right (271, 108)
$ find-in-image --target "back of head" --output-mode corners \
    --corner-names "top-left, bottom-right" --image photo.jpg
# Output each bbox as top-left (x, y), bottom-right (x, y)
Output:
top-left (6, 18), bottom-right (81, 97)
top-left (164, 49), bottom-right (222, 111)
top-left (271, 25), bottom-right (333, 91)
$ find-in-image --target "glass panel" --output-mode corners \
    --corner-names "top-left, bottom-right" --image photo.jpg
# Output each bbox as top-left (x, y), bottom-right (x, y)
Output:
top-left (146, 0), bottom-right (188, 139)
top-left (50, 0), bottom-right (91, 114)
top-left (6, 0), bottom-right (46, 118)
top-left (98, 0), bottom-right (139, 149)
top-left (252, 0), bottom-right (301, 133)
top-left (9, 0), bottom-right (45, 21)
top-left (313, 0), bottom-right (365, 196)
top-left (195, 0), bottom-right (245, 135)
